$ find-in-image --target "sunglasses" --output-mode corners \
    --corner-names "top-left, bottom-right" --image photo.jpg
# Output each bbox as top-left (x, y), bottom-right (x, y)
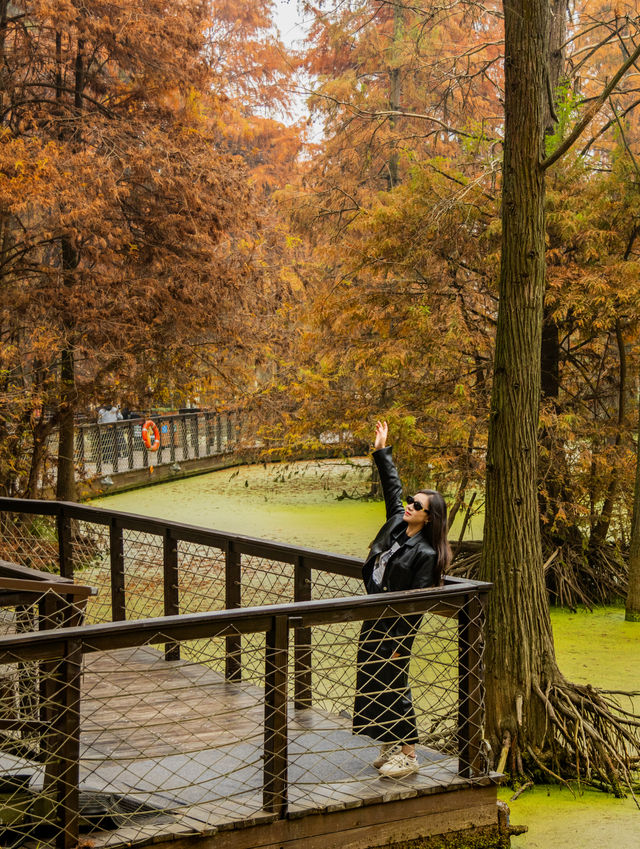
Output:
top-left (406, 495), bottom-right (429, 512)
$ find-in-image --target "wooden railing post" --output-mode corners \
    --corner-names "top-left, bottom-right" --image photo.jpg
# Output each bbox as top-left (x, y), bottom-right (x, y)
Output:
top-left (156, 420), bottom-right (164, 465)
top-left (458, 593), bottom-right (485, 778)
top-left (193, 414), bottom-right (200, 458)
top-left (164, 529), bottom-right (180, 661)
top-left (293, 556), bottom-right (312, 709)
top-left (169, 417), bottom-right (177, 463)
top-left (226, 413), bottom-right (233, 448)
top-left (57, 507), bottom-right (73, 579)
top-left (141, 434), bottom-right (148, 468)
top-left (205, 412), bottom-right (213, 454)
top-left (95, 425), bottom-right (103, 475)
top-left (225, 542), bottom-right (241, 680)
top-left (180, 415), bottom-right (189, 459)
top-left (127, 421), bottom-right (135, 470)
top-left (109, 519), bottom-right (126, 622)
top-left (216, 414), bottom-right (222, 452)
top-left (51, 638), bottom-right (82, 849)
top-left (75, 427), bottom-right (85, 477)
top-left (263, 614), bottom-right (288, 816)
top-left (112, 424), bottom-right (119, 474)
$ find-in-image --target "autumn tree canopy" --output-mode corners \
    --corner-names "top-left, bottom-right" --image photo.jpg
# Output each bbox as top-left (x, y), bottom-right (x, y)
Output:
top-left (260, 1), bottom-right (640, 604)
top-left (0, 0), bottom-right (301, 497)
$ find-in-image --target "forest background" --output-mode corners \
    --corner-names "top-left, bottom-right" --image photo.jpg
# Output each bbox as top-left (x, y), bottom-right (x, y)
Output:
top-left (2, 0), bottom-right (640, 791)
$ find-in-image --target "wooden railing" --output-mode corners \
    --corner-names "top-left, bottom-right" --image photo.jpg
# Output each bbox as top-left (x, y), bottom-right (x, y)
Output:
top-left (71, 410), bottom-right (239, 479)
top-left (0, 499), bottom-right (492, 849)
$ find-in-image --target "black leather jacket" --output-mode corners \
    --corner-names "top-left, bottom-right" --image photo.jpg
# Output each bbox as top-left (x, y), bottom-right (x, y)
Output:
top-left (362, 447), bottom-right (437, 595)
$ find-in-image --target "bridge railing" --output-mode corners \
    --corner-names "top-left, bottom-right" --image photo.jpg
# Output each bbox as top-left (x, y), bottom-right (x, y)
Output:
top-left (71, 410), bottom-right (239, 480)
top-left (0, 500), bottom-right (491, 849)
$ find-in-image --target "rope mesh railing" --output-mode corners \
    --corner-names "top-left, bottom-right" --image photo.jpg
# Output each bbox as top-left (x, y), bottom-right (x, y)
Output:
top-left (0, 513), bottom-right (59, 575)
top-left (73, 412), bottom-right (239, 481)
top-left (0, 604), bottom-right (487, 848)
top-left (0, 500), bottom-right (490, 848)
top-left (176, 542), bottom-right (226, 615)
top-left (311, 569), bottom-right (363, 600)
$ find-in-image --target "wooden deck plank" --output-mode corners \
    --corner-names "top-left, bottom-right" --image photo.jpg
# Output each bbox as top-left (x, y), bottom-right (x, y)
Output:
top-left (2, 645), bottom-right (498, 849)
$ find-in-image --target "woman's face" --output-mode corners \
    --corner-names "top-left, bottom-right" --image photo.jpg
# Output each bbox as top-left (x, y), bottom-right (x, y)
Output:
top-left (402, 493), bottom-right (431, 532)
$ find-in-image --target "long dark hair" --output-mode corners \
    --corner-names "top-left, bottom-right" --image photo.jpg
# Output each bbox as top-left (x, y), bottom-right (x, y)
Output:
top-left (417, 489), bottom-right (452, 585)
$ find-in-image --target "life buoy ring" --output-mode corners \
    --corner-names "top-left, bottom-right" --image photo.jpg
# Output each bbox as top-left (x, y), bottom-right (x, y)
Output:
top-left (142, 419), bottom-right (160, 452)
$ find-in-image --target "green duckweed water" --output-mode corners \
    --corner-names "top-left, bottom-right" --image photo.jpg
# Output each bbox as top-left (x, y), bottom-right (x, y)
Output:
top-left (91, 458), bottom-right (639, 848)
top-left (91, 457), bottom-right (484, 555)
top-left (502, 604), bottom-right (639, 848)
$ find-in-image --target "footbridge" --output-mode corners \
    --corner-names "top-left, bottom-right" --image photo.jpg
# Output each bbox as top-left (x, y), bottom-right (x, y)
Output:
top-left (73, 411), bottom-right (244, 496)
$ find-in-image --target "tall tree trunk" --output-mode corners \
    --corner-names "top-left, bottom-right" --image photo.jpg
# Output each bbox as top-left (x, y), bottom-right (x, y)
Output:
top-left (538, 0), bottom-right (568, 531)
top-left (55, 37), bottom-right (84, 502)
top-left (56, 344), bottom-right (76, 501)
top-left (626, 372), bottom-right (640, 621)
top-left (479, 0), bottom-right (558, 752)
top-left (590, 317), bottom-right (627, 549)
top-left (386, 3), bottom-right (403, 189)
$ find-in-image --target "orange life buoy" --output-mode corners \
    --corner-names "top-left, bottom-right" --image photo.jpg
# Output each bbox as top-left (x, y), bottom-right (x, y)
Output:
top-left (142, 419), bottom-right (160, 452)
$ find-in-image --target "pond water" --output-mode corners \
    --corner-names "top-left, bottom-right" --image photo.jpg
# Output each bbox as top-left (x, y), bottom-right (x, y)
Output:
top-left (91, 458), bottom-right (639, 848)
top-left (91, 457), bottom-right (485, 555)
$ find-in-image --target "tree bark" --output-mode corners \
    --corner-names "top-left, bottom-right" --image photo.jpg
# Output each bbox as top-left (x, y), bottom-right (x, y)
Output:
top-left (56, 344), bottom-right (76, 501)
top-left (386, 3), bottom-right (403, 189)
top-left (55, 37), bottom-right (84, 502)
top-left (590, 317), bottom-right (627, 549)
top-left (479, 0), bottom-right (558, 752)
top-left (626, 384), bottom-right (640, 621)
top-left (538, 0), bottom-right (569, 532)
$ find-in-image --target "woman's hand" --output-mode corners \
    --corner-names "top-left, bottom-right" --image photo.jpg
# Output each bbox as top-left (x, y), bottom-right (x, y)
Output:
top-left (374, 420), bottom-right (388, 451)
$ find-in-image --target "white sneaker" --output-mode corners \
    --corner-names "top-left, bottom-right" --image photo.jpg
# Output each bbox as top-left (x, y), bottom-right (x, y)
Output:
top-left (378, 752), bottom-right (419, 778)
top-left (373, 742), bottom-right (402, 769)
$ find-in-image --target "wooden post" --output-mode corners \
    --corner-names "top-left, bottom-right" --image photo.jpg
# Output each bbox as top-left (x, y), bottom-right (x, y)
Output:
top-left (181, 415), bottom-right (189, 460)
top-left (193, 414), bottom-right (200, 458)
top-left (458, 594), bottom-right (485, 778)
top-left (293, 557), bottom-right (312, 709)
top-left (127, 421), bottom-right (134, 470)
top-left (263, 614), bottom-right (288, 816)
top-left (54, 639), bottom-right (82, 849)
top-left (109, 519), bottom-right (126, 622)
top-left (164, 529), bottom-right (180, 661)
top-left (112, 425), bottom-right (119, 474)
top-left (157, 421), bottom-right (164, 465)
top-left (75, 427), bottom-right (85, 477)
top-left (225, 542), bottom-right (242, 680)
top-left (226, 413), bottom-right (233, 448)
top-left (169, 417), bottom-right (177, 463)
top-left (57, 508), bottom-right (73, 579)
top-left (96, 425), bottom-right (102, 475)
top-left (205, 412), bottom-right (212, 454)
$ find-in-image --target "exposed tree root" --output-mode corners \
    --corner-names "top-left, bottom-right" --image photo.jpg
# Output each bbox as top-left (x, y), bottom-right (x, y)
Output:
top-left (450, 539), bottom-right (628, 609)
top-left (510, 678), bottom-right (640, 799)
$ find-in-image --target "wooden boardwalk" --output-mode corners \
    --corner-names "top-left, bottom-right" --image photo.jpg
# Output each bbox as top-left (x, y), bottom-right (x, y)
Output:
top-left (0, 514), bottom-right (499, 849)
top-left (37, 646), bottom-right (497, 849)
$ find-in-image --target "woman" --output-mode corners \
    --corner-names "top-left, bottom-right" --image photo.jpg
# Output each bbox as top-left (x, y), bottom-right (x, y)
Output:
top-left (353, 420), bottom-right (451, 778)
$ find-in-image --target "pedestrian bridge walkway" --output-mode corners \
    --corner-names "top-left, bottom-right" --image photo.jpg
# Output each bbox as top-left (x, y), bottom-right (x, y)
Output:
top-left (0, 499), bottom-right (499, 849)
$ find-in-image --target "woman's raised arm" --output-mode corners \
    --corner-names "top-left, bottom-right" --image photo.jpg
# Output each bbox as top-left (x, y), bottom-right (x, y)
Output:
top-left (374, 420), bottom-right (388, 451)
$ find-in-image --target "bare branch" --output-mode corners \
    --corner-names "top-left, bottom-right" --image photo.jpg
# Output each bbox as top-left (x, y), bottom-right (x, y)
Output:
top-left (542, 38), bottom-right (640, 170)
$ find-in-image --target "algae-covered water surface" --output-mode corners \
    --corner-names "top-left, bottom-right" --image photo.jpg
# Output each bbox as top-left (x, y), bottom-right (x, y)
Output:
top-left (91, 457), bottom-right (484, 556)
top-left (92, 458), bottom-right (639, 848)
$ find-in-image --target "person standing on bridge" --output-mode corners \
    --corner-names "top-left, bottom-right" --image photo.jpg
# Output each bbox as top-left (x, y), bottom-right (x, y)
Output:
top-left (353, 420), bottom-right (451, 778)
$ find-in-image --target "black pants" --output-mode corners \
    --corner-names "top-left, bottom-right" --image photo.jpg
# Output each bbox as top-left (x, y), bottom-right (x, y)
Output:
top-left (353, 615), bottom-right (421, 745)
